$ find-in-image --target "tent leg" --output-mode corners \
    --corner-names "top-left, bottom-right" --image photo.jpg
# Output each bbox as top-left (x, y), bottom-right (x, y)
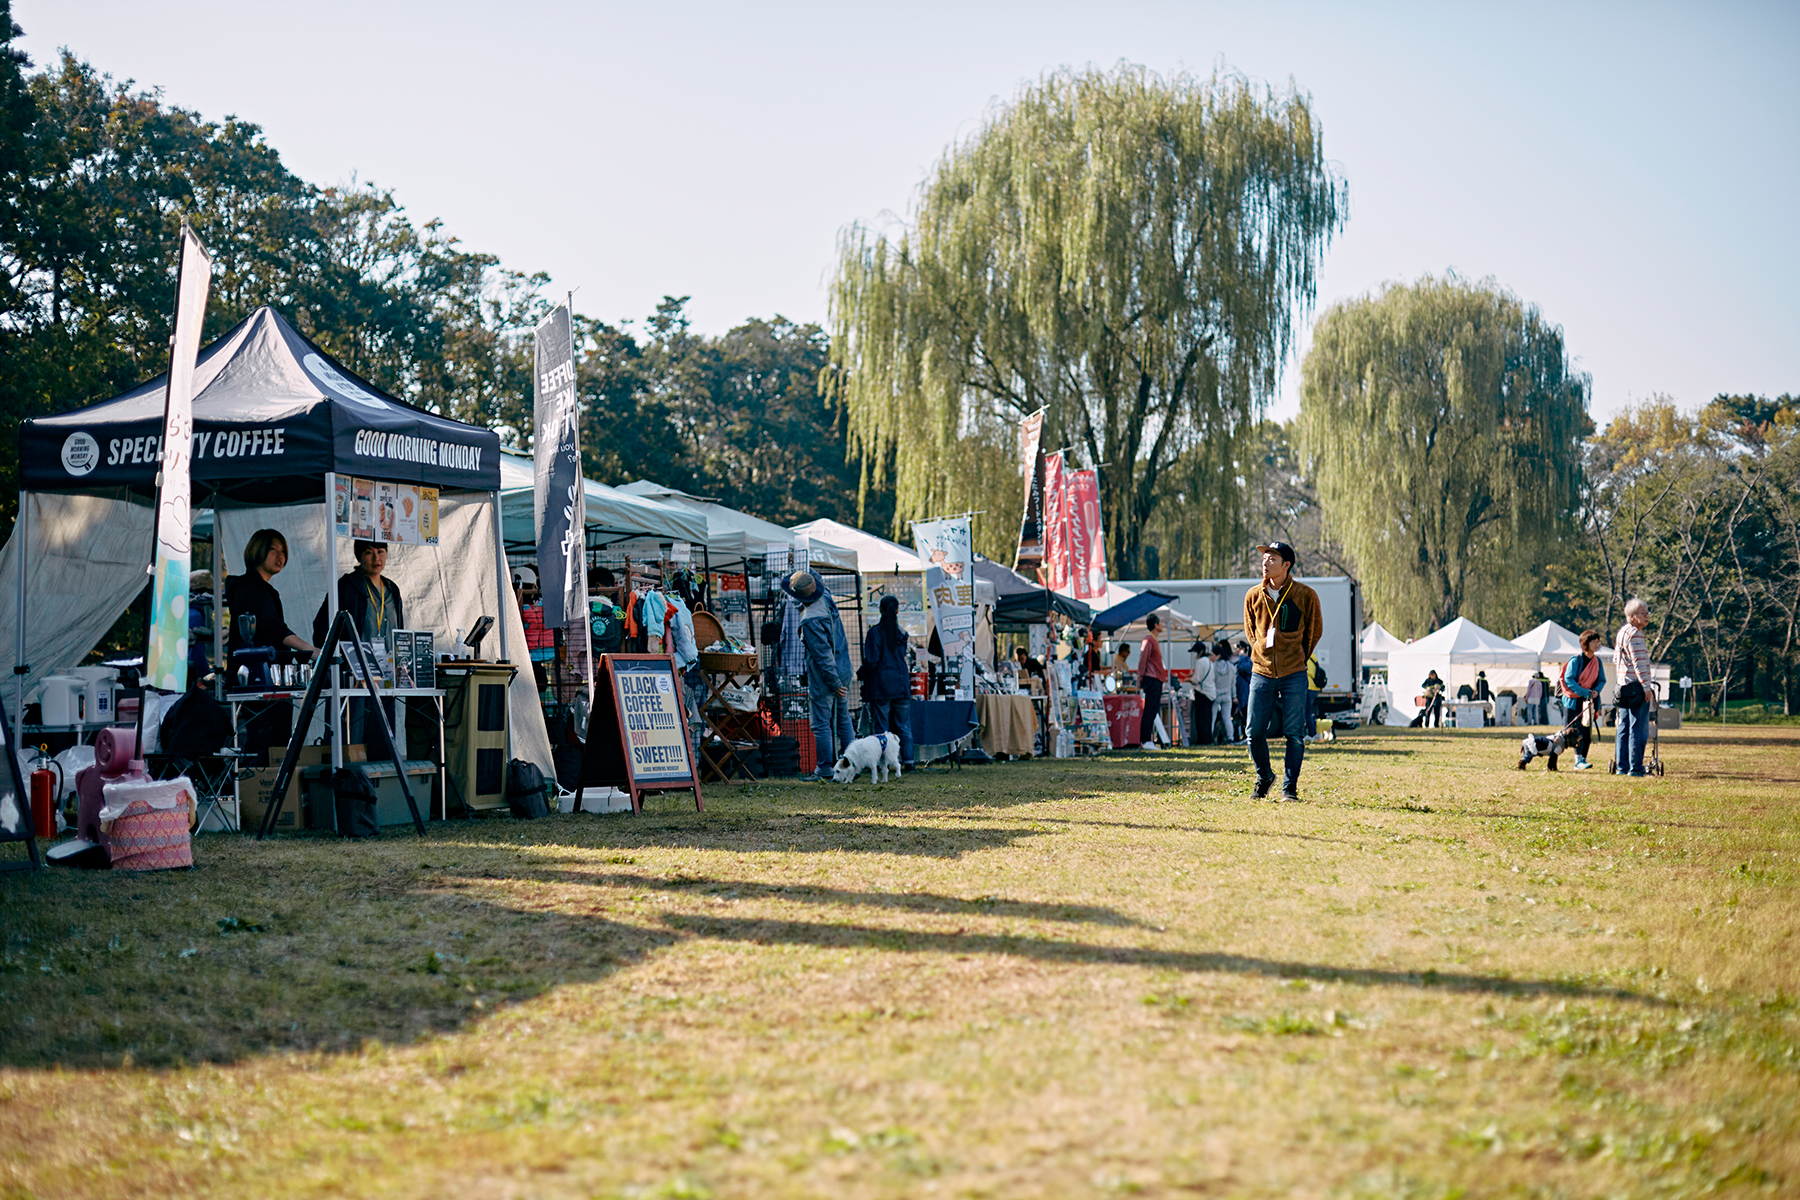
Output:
top-left (493, 489), bottom-right (510, 760)
top-left (211, 491), bottom-right (224, 701)
top-left (13, 491), bottom-right (26, 752)
top-left (326, 473), bottom-right (341, 805)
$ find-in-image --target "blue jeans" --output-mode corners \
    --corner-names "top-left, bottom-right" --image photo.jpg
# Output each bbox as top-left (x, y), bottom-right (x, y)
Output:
top-left (809, 676), bottom-right (854, 772)
top-left (866, 696), bottom-right (914, 766)
top-left (1615, 700), bottom-right (1650, 775)
top-left (1247, 670), bottom-right (1308, 791)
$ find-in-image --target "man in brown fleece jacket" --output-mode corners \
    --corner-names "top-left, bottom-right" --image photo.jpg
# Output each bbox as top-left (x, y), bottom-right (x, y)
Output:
top-left (1242, 541), bottom-right (1323, 802)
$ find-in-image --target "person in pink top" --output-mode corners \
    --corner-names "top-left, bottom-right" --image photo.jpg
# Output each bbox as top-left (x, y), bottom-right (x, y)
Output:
top-left (1136, 614), bottom-right (1169, 750)
top-left (1614, 597), bottom-right (1654, 776)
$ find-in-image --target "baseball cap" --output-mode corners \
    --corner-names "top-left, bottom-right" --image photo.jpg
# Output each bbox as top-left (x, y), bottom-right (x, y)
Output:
top-left (1255, 540), bottom-right (1296, 564)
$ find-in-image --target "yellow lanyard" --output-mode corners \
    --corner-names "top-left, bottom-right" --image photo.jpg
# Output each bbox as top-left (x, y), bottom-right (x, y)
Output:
top-left (1264, 580), bottom-right (1293, 636)
top-left (365, 578), bottom-right (387, 632)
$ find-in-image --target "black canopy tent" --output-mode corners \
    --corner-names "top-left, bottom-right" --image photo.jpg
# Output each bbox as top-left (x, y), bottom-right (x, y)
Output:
top-left (9, 306), bottom-right (533, 794)
top-left (970, 555), bottom-right (1096, 634)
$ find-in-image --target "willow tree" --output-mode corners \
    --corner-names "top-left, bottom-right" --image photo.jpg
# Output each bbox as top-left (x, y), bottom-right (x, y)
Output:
top-left (826, 66), bottom-right (1345, 574)
top-left (1299, 276), bottom-right (1590, 635)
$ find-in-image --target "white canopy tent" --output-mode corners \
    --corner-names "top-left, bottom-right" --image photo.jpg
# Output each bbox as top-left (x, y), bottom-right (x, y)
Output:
top-left (614, 481), bottom-right (857, 573)
top-left (496, 451), bottom-right (710, 550)
top-left (1514, 619), bottom-right (1584, 676)
top-left (1385, 617), bottom-right (1539, 724)
top-left (1360, 621), bottom-right (1406, 668)
top-left (790, 517), bottom-right (917, 576)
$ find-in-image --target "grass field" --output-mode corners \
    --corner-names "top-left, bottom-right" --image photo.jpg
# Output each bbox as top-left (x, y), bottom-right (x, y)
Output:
top-left (2, 723), bottom-right (1797, 1198)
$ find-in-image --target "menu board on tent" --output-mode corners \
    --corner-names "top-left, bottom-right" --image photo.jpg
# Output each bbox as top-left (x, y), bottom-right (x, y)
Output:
top-left (866, 571), bottom-right (928, 637)
top-left (337, 478), bottom-right (439, 545)
top-left (580, 655), bottom-right (703, 812)
top-left (714, 573), bottom-right (750, 641)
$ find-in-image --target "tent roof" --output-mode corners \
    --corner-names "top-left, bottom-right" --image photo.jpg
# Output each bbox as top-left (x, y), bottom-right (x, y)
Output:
top-left (497, 450), bottom-right (710, 546)
top-left (1093, 587), bottom-right (1181, 633)
top-left (1361, 621), bottom-right (1405, 662)
top-left (791, 518), bottom-right (918, 576)
top-left (616, 480), bottom-right (857, 572)
top-left (23, 306), bottom-right (501, 500)
top-left (969, 555), bottom-right (1095, 628)
top-left (1393, 616), bottom-right (1537, 664)
top-left (1514, 619), bottom-right (1585, 658)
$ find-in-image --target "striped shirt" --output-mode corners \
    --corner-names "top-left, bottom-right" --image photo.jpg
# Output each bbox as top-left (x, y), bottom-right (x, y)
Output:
top-left (1615, 621), bottom-right (1651, 685)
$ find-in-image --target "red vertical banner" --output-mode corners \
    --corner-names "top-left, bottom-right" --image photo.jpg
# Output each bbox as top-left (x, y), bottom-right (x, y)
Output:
top-left (1070, 469), bottom-right (1108, 601)
top-left (1043, 452), bottom-right (1068, 593)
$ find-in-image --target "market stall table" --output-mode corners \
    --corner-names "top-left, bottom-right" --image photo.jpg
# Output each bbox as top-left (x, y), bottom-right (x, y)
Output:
top-left (909, 699), bottom-right (979, 766)
top-left (976, 693), bottom-right (1037, 758)
top-left (1102, 693), bottom-right (1144, 749)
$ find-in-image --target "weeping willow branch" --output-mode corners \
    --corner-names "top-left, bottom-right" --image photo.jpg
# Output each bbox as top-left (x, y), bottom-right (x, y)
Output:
top-left (825, 64), bottom-right (1346, 573)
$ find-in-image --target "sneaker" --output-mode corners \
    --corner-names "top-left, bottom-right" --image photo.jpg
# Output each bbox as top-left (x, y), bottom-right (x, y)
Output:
top-left (1572, 757), bottom-right (1592, 770)
top-left (1252, 774), bottom-right (1276, 799)
top-left (1280, 788), bottom-right (1302, 803)
top-left (1140, 742), bottom-right (1160, 752)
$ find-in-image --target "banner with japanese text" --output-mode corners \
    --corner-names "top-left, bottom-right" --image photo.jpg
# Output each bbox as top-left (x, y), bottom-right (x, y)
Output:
top-left (144, 224), bottom-right (212, 693)
top-left (1042, 451), bottom-right (1069, 594)
top-left (1069, 468), bottom-right (1108, 601)
top-left (1013, 408), bottom-right (1046, 573)
top-left (533, 304), bottom-right (585, 630)
top-left (913, 516), bottom-right (975, 698)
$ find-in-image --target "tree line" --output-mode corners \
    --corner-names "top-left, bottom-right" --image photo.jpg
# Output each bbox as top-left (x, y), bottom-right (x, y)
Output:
top-left (0, 13), bottom-right (885, 542)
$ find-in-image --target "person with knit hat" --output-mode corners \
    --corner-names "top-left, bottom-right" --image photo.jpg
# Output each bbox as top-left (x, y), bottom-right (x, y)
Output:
top-left (782, 567), bottom-right (854, 781)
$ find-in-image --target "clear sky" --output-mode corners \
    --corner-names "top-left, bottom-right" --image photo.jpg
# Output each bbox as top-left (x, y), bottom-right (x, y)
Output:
top-left (20, 0), bottom-right (1798, 423)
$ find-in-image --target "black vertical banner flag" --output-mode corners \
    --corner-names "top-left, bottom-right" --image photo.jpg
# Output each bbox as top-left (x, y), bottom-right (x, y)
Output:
top-left (1014, 408), bottom-right (1046, 572)
top-left (533, 305), bottom-right (584, 629)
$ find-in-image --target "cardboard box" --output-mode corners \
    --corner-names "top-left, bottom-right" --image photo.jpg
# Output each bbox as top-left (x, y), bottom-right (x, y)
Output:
top-left (238, 766), bottom-right (305, 831)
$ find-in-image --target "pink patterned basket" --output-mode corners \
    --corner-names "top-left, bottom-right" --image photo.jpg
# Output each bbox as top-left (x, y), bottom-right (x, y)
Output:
top-left (107, 789), bottom-right (194, 872)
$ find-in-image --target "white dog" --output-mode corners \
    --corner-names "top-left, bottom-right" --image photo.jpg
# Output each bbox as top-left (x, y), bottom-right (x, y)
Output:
top-left (831, 732), bottom-right (902, 784)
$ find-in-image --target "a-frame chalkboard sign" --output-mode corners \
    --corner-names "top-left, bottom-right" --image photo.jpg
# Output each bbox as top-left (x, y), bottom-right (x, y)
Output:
top-left (0, 693), bottom-right (43, 871)
top-left (580, 654), bottom-right (703, 813)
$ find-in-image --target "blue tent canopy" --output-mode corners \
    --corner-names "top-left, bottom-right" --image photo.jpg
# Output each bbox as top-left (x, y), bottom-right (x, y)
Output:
top-left (1091, 589), bottom-right (1180, 632)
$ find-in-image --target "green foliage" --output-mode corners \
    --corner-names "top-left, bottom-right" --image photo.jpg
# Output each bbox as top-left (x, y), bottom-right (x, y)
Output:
top-left (1299, 275), bottom-right (1590, 635)
top-left (0, 38), bottom-right (890, 549)
top-left (827, 65), bottom-right (1344, 571)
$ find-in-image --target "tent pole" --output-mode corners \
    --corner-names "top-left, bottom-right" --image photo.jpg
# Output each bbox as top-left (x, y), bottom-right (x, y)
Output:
top-left (211, 489), bottom-right (224, 701)
top-left (13, 491), bottom-right (26, 752)
top-left (326, 472), bottom-right (341, 775)
top-left (492, 489), bottom-right (511, 759)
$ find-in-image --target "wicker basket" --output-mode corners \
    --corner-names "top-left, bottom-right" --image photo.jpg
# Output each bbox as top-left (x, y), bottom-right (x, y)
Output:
top-left (700, 651), bottom-right (759, 674)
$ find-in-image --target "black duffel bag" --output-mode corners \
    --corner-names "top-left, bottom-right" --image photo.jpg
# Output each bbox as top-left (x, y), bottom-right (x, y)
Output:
top-left (332, 767), bottom-right (380, 838)
top-left (159, 691), bottom-right (233, 757)
top-left (507, 758), bottom-right (550, 819)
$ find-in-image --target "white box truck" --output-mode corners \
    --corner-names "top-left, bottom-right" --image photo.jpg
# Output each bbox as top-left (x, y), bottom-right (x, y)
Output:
top-left (1114, 576), bottom-right (1366, 721)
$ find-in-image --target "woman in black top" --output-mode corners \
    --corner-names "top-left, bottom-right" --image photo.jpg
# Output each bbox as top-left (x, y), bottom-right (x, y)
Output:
top-left (225, 529), bottom-right (316, 661)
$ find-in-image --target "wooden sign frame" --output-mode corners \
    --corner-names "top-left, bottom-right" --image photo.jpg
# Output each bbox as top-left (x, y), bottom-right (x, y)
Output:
top-left (580, 654), bottom-right (703, 813)
top-left (0, 692), bottom-right (42, 871)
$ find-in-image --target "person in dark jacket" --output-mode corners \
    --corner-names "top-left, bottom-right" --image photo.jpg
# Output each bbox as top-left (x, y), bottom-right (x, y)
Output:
top-left (862, 595), bottom-right (915, 769)
top-left (783, 568), bottom-right (853, 781)
top-left (312, 539), bottom-right (406, 758)
top-left (227, 529), bottom-right (316, 755)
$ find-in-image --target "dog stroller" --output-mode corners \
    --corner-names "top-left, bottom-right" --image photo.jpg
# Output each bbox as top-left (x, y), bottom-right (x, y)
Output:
top-left (1608, 683), bottom-right (1665, 776)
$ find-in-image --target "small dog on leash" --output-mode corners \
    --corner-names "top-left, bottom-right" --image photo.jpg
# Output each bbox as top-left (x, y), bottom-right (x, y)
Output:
top-left (1517, 728), bottom-right (1569, 771)
top-left (832, 732), bottom-right (901, 784)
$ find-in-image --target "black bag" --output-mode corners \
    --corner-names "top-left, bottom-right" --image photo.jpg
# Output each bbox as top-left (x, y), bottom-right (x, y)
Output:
top-left (1616, 680), bottom-right (1646, 709)
top-left (1313, 661), bottom-right (1328, 689)
top-left (507, 758), bottom-right (550, 819)
top-left (332, 767), bottom-right (380, 838)
top-left (159, 692), bottom-right (233, 757)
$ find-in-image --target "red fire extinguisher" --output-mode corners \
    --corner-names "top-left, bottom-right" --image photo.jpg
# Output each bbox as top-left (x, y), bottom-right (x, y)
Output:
top-left (29, 754), bottom-right (60, 841)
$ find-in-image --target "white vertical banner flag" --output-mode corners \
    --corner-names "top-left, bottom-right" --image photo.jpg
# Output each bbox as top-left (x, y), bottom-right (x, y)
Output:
top-left (144, 223), bottom-right (212, 692)
top-left (913, 517), bottom-right (975, 699)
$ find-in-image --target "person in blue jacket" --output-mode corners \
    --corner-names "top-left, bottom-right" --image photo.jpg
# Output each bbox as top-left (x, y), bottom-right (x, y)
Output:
top-left (1233, 639), bottom-right (1253, 742)
top-left (861, 594), bottom-right (915, 770)
top-left (1560, 628), bottom-right (1606, 770)
top-left (783, 569), bottom-right (854, 781)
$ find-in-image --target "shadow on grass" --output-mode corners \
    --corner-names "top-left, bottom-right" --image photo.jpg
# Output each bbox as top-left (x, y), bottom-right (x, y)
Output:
top-left (447, 812), bottom-right (1053, 858)
top-left (659, 913), bottom-right (1662, 1004)
top-left (476, 866), bottom-right (1154, 928)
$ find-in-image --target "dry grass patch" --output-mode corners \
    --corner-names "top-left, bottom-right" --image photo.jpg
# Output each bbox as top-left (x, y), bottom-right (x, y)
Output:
top-left (1, 724), bottom-right (1796, 1197)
